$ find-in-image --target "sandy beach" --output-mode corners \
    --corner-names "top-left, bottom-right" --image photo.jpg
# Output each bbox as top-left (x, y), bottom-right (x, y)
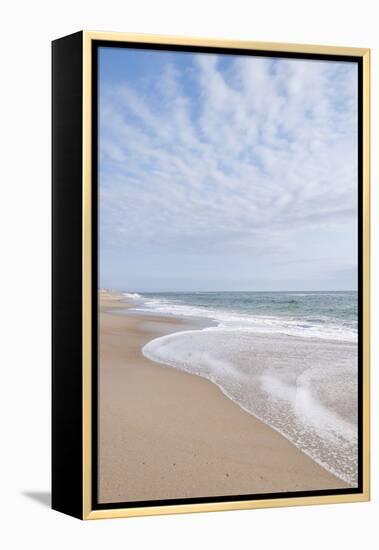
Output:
top-left (98, 291), bottom-right (348, 504)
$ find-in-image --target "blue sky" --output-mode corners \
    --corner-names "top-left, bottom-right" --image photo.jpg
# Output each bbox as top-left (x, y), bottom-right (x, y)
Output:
top-left (99, 46), bottom-right (358, 292)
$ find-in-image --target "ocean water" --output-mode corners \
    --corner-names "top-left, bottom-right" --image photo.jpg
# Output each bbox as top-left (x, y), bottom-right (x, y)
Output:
top-left (125, 291), bottom-right (357, 342)
top-left (123, 291), bottom-right (358, 485)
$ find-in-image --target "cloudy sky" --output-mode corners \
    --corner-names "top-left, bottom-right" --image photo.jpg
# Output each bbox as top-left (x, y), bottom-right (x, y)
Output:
top-left (99, 46), bottom-right (358, 292)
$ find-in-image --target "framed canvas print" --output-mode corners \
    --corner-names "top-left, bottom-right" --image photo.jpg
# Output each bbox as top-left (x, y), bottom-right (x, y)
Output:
top-left (52, 31), bottom-right (370, 520)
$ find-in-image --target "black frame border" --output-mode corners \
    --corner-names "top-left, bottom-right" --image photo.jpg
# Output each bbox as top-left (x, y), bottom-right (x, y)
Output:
top-left (52, 31), bottom-right (84, 520)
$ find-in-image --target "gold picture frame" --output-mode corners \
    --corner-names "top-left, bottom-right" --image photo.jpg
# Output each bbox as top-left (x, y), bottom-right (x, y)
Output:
top-left (52, 31), bottom-right (370, 520)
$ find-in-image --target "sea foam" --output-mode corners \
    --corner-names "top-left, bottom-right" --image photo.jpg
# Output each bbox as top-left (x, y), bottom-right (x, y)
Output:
top-left (134, 300), bottom-right (357, 342)
top-left (143, 327), bottom-right (358, 485)
top-left (122, 292), bottom-right (142, 299)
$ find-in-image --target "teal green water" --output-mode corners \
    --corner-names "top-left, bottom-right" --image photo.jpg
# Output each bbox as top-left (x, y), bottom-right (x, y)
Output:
top-left (126, 291), bottom-right (357, 342)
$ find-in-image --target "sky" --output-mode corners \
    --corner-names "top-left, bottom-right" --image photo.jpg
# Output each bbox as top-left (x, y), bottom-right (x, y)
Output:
top-left (98, 46), bottom-right (358, 292)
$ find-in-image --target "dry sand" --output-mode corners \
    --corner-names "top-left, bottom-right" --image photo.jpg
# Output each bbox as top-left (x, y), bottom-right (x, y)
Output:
top-left (98, 291), bottom-right (347, 504)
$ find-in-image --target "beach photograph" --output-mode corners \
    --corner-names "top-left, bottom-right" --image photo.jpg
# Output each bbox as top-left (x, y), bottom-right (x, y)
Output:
top-left (98, 46), bottom-right (359, 504)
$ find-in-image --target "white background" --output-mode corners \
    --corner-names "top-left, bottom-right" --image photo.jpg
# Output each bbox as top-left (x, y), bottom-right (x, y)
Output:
top-left (0, 0), bottom-right (377, 548)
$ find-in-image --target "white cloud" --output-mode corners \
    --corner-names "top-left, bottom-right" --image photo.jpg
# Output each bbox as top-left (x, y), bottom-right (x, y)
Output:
top-left (99, 53), bottom-right (357, 273)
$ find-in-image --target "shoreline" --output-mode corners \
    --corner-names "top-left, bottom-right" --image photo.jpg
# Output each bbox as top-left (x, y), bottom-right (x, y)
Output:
top-left (99, 291), bottom-right (350, 504)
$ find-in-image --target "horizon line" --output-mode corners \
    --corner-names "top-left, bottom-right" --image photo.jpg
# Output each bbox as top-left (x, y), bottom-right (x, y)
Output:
top-left (100, 288), bottom-right (357, 293)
